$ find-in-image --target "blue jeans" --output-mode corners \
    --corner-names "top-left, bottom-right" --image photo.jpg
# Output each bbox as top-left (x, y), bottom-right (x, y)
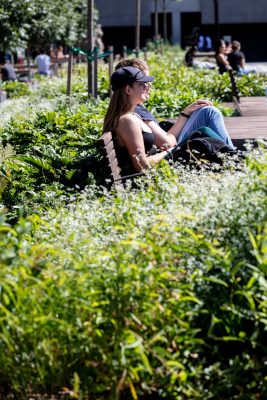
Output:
top-left (237, 67), bottom-right (256, 76)
top-left (177, 106), bottom-right (235, 149)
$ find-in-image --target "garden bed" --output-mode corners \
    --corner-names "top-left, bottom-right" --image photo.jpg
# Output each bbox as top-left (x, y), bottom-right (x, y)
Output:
top-left (0, 49), bottom-right (267, 399)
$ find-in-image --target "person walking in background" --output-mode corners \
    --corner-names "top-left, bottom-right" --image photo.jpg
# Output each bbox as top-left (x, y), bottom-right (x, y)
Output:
top-left (35, 49), bottom-right (51, 76)
top-left (228, 40), bottom-right (256, 75)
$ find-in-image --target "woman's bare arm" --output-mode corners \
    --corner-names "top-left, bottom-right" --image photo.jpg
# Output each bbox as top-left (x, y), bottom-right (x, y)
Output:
top-left (116, 115), bottom-right (169, 171)
top-left (216, 53), bottom-right (232, 69)
top-left (145, 120), bottom-right (177, 149)
top-left (146, 99), bottom-right (213, 146)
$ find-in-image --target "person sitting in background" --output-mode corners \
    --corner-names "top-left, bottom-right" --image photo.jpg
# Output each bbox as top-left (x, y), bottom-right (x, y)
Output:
top-left (35, 49), bottom-right (51, 76)
top-left (185, 46), bottom-right (216, 70)
top-left (224, 40), bottom-right (232, 55)
top-left (0, 59), bottom-right (17, 81)
top-left (204, 35), bottom-right (213, 51)
top-left (197, 33), bottom-right (213, 52)
top-left (228, 40), bottom-right (256, 75)
top-left (103, 62), bottom-right (234, 174)
top-left (185, 45), bottom-right (198, 67)
top-left (214, 39), bottom-right (232, 74)
top-left (197, 33), bottom-right (205, 51)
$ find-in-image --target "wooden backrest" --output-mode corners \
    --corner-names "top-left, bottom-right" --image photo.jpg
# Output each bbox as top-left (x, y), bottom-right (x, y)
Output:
top-left (98, 131), bottom-right (122, 184)
top-left (98, 132), bottom-right (145, 187)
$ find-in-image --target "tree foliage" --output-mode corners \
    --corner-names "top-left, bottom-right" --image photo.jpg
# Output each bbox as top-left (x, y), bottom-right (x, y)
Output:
top-left (0, 0), bottom-right (98, 51)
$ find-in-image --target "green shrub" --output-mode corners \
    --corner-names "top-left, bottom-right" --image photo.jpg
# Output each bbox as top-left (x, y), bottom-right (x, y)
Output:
top-left (0, 149), bottom-right (266, 399)
top-left (2, 81), bottom-right (30, 98)
top-left (0, 47), bottom-right (267, 398)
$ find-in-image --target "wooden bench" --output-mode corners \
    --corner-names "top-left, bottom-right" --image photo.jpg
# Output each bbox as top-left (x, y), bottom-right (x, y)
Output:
top-left (194, 51), bottom-right (215, 59)
top-left (14, 64), bottom-right (36, 82)
top-left (97, 131), bottom-right (144, 186)
top-left (51, 57), bottom-right (69, 64)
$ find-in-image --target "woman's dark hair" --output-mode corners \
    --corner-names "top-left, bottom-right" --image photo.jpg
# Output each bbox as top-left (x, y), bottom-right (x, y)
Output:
top-left (214, 39), bottom-right (225, 56)
top-left (103, 86), bottom-right (133, 133)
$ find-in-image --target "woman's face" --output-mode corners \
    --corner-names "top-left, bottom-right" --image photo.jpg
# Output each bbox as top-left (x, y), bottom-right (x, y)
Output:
top-left (131, 81), bottom-right (151, 102)
top-left (220, 42), bottom-right (226, 53)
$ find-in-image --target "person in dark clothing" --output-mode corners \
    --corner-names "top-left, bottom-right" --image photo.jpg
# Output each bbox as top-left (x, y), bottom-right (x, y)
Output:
top-left (114, 58), bottom-right (234, 153)
top-left (214, 39), bottom-right (232, 74)
top-left (103, 66), bottom-right (177, 173)
top-left (185, 46), bottom-right (198, 67)
top-left (103, 63), bottom-right (233, 174)
top-left (0, 61), bottom-right (17, 81)
top-left (228, 40), bottom-right (256, 75)
top-left (228, 41), bottom-right (245, 71)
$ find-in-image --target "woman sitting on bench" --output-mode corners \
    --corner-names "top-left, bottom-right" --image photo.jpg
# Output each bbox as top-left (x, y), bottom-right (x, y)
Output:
top-left (103, 66), bottom-right (234, 173)
top-left (214, 39), bottom-right (232, 75)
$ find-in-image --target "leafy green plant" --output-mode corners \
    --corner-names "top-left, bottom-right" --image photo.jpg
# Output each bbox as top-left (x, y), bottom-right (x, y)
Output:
top-left (0, 148), bottom-right (266, 399)
top-left (2, 81), bottom-right (30, 98)
top-left (0, 47), bottom-right (267, 399)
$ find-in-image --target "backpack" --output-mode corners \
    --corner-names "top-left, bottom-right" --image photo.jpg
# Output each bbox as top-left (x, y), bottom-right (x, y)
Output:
top-left (166, 129), bottom-right (237, 165)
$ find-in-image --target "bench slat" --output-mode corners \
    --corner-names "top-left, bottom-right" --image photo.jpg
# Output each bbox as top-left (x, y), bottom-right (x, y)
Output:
top-left (99, 131), bottom-right (113, 146)
top-left (98, 132), bottom-right (122, 185)
top-left (98, 131), bottom-right (145, 187)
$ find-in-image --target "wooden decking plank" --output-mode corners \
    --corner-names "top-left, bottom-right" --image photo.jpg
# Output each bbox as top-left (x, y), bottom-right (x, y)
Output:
top-left (225, 94), bottom-right (267, 136)
top-left (224, 115), bottom-right (267, 140)
top-left (236, 96), bottom-right (267, 117)
top-left (239, 96), bottom-right (266, 102)
top-left (230, 131), bottom-right (267, 139)
top-left (224, 116), bottom-right (267, 124)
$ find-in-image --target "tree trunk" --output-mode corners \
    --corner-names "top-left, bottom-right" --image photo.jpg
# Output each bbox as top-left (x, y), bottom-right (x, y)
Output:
top-left (154, 0), bottom-right (159, 40)
top-left (87, 0), bottom-right (94, 97)
top-left (135, 0), bottom-right (141, 51)
top-left (213, 0), bottom-right (220, 39)
top-left (163, 0), bottom-right (167, 42)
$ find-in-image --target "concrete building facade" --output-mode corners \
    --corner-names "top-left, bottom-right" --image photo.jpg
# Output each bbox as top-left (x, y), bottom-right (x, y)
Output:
top-left (95, 0), bottom-right (267, 61)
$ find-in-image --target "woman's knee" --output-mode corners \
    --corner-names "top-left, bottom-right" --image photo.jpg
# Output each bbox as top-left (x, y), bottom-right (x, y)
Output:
top-left (201, 105), bottom-right (221, 116)
top-left (191, 105), bottom-right (221, 119)
top-left (202, 107), bottom-right (224, 124)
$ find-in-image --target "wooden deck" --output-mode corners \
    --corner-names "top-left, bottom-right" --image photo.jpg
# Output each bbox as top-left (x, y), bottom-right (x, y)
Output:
top-left (234, 96), bottom-right (267, 117)
top-left (224, 96), bottom-right (267, 147)
top-left (225, 116), bottom-right (267, 138)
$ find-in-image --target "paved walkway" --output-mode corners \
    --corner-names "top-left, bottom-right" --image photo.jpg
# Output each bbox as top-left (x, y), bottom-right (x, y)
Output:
top-left (246, 62), bottom-right (267, 74)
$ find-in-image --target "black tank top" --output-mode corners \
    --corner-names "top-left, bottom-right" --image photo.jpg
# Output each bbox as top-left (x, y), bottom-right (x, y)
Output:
top-left (216, 55), bottom-right (228, 74)
top-left (113, 130), bottom-right (157, 175)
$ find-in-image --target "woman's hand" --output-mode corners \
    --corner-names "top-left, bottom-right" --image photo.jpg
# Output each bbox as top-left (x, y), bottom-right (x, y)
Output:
top-left (182, 99), bottom-right (213, 116)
